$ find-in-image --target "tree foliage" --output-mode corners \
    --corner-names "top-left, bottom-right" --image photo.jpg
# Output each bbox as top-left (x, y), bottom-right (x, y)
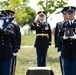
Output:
top-left (0, 0), bottom-right (36, 26)
top-left (38, 0), bottom-right (68, 14)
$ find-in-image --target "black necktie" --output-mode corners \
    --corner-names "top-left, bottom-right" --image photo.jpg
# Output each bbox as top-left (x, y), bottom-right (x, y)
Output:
top-left (70, 21), bottom-right (72, 25)
top-left (71, 22), bottom-right (72, 25)
top-left (41, 22), bottom-right (44, 26)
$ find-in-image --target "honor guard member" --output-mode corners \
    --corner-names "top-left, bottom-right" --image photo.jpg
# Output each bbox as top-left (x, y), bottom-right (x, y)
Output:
top-left (59, 6), bottom-right (76, 75)
top-left (4, 10), bottom-right (21, 75)
top-left (31, 11), bottom-right (52, 66)
top-left (0, 11), bottom-right (15, 75)
top-left (54, 7), bottom-right (68, 74)
top-left (10, 22), bottom-right (21, 75)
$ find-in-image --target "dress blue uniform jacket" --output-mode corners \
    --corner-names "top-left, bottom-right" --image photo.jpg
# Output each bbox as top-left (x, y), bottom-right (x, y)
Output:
top-left (10, 23), bottom-right (21, 53)
top-left (0, 26), bottom-right (15, 60)
top-left (11, 23), bottom-right (21, 50)
top-left (31, 21), bottom-right (52, 49)
top-left (59, 20), bottom-right (76, 59)
top-left (54, 22), bottom-right (64, 49)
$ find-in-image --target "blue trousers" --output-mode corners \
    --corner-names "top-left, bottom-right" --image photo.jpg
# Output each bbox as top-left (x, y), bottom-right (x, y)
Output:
top-left (36, 48), bottom-right (48, 67)
top-left (0, 59), bottom-right (12, 75)
top-left (59, 57), bottom-right (63, 75)
top-left (11, 56), bottom-right (17, 75)
top-left (61, 58), bottom-right (76, 75)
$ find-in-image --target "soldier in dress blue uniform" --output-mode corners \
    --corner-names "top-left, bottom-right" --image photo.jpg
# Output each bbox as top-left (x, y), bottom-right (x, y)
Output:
top-left (31, 11), bottom-right (52, 66)
top-left (59, 6), bottom-right (76, 75)
top-left (54, 7), bottom-right (68, 75)
top-left (10, 22), bottom-right (21, 75)
top-left (0, 11), bottom-right (15, 75)
top-left (4, 10), bottom-right (21, 75)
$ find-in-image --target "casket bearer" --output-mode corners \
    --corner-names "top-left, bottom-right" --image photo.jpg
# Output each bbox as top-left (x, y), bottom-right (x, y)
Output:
top-left (0, 11), bottom-right (15, 75)
top-left (54, 7), bottom-right (68, 74)
top-left (3, 10), bottom-right (21, 75)
top-left (59, 6), bottom-right (76, 75)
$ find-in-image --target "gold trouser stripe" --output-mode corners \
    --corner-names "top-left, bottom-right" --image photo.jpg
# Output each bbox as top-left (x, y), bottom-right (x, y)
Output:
top-left (37, 34), bottom-right (48, 36)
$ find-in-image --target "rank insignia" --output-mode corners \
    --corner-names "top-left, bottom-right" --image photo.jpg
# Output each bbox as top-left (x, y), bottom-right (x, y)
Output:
top-left (45, 26), bottom-right (49, 30)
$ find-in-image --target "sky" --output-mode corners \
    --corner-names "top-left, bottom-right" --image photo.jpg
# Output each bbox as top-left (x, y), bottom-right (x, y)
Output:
top-left (28, 0), bottom-right (76, 28)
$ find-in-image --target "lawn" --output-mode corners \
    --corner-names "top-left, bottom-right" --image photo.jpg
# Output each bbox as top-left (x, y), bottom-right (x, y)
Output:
top-left (21, 34), bottom-right (54, 46)
top-left (21, 34), bottom-right (36, 46)
top-left (15, 35), bottom-right (61, 75)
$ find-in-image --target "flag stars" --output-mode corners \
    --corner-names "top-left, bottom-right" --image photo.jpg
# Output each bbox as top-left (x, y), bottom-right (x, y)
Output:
top-left (6, 19), bottom-right (9, 22)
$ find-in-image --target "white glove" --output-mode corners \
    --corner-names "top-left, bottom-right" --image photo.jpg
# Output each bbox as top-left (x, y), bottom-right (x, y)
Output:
top-left (13, 53), bottom-right (18, 56)
top-left (55, 48), bottom-right (58, 51)
top-left (49, 45), bottom-right (51, 48)
top-left (58, 51), bottom-right (61, 57)
top-left (63, 35), bottom-right (69, 40)
top-left (70, 34), bottom-right (76, 39)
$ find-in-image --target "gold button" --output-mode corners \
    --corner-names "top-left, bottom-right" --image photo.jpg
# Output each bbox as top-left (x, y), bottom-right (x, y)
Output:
top-left (2, 37), bottom-right (3, 38)
top-left (2, 40), bottom-right (4, 42)
top-left (2, 43), bottom-right (4, 45)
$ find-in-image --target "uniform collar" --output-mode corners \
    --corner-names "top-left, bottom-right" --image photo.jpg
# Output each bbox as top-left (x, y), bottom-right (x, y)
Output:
top-left (69, 19), bottom-right (74, 24)
top-left (40, 20), bottom-right (45, 23)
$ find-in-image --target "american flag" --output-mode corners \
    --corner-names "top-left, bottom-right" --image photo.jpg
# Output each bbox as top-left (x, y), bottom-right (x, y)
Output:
top-left (0, 17), bottom-right (14, 32)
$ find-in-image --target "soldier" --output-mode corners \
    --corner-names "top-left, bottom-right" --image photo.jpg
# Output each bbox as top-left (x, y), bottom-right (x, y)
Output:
top-left (5, 10), bottom-right (21, 75)
top-left (54, 7), bottom-right (68, 74)
top-left (31, 11), bottom-right (52, 66)
top-left (10, 22), bottom-right (21, 75)
top-left (59, 6), bottom-right (76, 75)
top-left (0, 12), bottom-right (15, 75)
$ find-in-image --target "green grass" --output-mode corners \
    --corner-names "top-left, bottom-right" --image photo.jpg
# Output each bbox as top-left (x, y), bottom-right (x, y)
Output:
top-left (21, 34), bottom-right (36, 46)
top-left (21, 34), bottom-right (54, 46)
top-left (15, 47), bottom-right (61, 75)
top-left (15, 35), bottom-right (61, 75)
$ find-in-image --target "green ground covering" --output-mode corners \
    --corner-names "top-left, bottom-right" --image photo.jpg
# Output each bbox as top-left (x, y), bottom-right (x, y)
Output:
top-left (15, 35), bottom-right (61, 75)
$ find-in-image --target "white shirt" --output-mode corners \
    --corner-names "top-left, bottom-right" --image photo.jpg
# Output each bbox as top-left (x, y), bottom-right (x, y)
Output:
top-left (40, 21), bottom-right (45, 23)
top-left (69, 20), bottom-right (74, 25)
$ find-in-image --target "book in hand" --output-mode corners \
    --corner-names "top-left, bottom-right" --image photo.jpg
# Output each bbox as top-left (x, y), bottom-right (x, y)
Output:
top-left (65, 28), bottom-right (74, 37)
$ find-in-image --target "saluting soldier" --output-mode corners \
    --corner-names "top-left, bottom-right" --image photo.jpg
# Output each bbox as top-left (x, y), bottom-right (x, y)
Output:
top-left (59, 6), bottom-right (76, 75)
top-left (31, 11), bottom-right (52, 66)
top-left (54, 7), bottom-right (68, 74)
top-left (0, 11), bottom-right (15, 75)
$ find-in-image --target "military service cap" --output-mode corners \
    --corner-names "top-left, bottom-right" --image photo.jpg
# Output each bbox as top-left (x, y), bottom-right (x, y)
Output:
top-left (0, 10), bottom-right (15, 17)
top-left (61, 7), bottom-right (68, 14)
top-left (66, 6), bottom-right (76, 14)
top-left (5, 10), bottom-right (15, 16)
top-left (0, 11), bottom-right (5, 17)
top-left (38, 11), bottom-right (46, 16)
top-left (0, 10), bottom-right (7, 16)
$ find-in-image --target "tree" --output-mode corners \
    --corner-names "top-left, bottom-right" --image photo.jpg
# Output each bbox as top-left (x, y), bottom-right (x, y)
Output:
top-left (0, 0), bottom-right (36, 26)
top-left (25, 7), bottom-right (36, 25)
top-left (37, 0), bottom-right (68, 22)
